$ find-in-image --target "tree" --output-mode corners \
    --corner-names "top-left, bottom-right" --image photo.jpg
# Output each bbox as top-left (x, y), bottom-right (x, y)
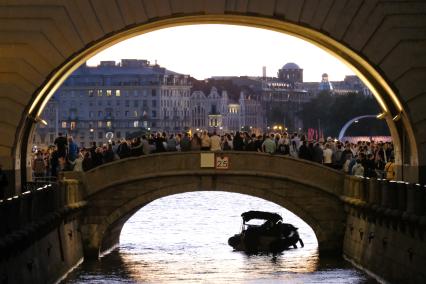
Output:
top-left (298, 92), bottom-right (389, 137)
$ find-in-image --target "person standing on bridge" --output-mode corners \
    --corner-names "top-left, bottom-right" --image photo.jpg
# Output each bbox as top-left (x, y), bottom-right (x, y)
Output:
top-left (323, 143), bottom-right (333, 167)
top-left (384, 156), bottom-right (395, 180)
top-left (262, 134), bottom-right (276, 154)
top-left (210, 131), bottom-right (222, 151)
top-left (201, 131), bottom-right (211, 151)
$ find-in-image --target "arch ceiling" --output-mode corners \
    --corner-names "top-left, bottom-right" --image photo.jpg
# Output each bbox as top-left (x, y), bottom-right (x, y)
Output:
top-left (0, 1), bottom-right (425, 184)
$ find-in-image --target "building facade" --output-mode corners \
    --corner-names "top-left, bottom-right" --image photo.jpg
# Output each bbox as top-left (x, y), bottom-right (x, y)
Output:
top-left (34, 59), bottom-right (191, 147)
top-left (33, 60), bottom-right (372, 148)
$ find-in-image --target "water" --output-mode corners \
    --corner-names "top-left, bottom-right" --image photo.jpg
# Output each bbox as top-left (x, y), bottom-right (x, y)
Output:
top-left (62, 192), bottom-right (376, 283)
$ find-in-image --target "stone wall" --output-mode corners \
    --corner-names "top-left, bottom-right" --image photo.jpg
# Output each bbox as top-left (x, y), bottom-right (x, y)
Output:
top-left (342, 176), bottom-right (426, 284)
top-left (0, 179), bottom-right (86, 284)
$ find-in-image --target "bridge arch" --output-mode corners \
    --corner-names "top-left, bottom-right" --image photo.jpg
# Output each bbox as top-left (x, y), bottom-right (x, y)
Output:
top-left (6, 7), bottom-right (421, 187)
top-left (338, 115), bottom-right (381, 141)
top-left (71, 152), bottom-right (346, 258)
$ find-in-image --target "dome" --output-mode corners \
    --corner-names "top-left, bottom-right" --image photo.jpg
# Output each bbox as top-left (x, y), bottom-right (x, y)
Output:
top-left (282, 62), bottom-right (300, 70)
top-left (322, 73), bottom-right (329, 77)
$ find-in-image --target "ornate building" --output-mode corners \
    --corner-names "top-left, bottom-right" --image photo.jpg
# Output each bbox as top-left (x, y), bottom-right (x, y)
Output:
top-left (189, 87), bottom-right (264, 133)
top-left (34, 59), bottom-right (191, 147)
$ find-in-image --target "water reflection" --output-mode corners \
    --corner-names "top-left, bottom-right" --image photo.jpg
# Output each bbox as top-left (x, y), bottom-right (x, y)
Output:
top-left (63, 192), bottom-right (374, 283)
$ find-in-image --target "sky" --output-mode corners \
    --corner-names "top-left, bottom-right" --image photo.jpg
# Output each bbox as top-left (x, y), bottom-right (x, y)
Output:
top-left (87, 24), bottom-right (354, 82)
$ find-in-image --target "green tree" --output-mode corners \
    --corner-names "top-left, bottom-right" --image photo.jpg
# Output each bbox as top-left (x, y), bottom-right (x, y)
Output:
top-left (299, 92), bottom-right (389, 137)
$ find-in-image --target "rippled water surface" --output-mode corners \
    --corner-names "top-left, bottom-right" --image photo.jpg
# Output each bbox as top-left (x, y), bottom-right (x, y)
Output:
top-left (62, 192), bottom-right (376, 283)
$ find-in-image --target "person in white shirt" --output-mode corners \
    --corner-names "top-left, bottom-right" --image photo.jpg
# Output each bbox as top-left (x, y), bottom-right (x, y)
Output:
top-left (323, 143), bottom-right (333, 167)
top-left (210, 131), bottom-right (222, 151)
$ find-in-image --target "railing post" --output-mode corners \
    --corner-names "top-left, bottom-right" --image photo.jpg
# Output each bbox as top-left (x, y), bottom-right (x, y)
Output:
top-left (396, 181), bottom-right (408, 212)
top-left (380, 179), bottom-right (390, 208)
top-left (406, 183), bottom-right (424, 215)
top-left (388, 181), bottom-right (398, 209)
top-left (368, 178), bottom-right (381, 204)
top-left (343, 175), bottom-right (351, 197)
top-left (360, 177), bottom-right (369, 202)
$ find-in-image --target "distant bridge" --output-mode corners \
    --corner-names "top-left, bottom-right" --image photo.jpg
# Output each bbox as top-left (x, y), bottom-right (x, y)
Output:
top-left (64, 151), bottom-right (346, 258)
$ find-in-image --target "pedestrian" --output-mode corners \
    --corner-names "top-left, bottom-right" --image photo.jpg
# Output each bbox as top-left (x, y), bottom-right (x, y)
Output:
top-left (32, 151), bottom-right (46, 180)
top-left (190, 133), bottom-right (201, 151)
top-left (201, 131), bottom-right (211, 151)
top-left (323, 143), bottom-right (333, 167)
top-left (210, 131), bottom-right (222, 151)
top-left (352, 159), bottom-right (364, 176)
top-left (384, 156), bottom-right (395, 180)
top-left (180, 132), bottom-right (191, 151)
top-left (54, 132), bottom-right (68, 159)
top-left (261, 134), bottom-right (276, 154)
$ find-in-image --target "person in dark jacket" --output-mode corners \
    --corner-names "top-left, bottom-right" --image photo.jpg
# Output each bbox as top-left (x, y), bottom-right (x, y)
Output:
top-left (298, 141), bottom-right (311, 160)
top-left (312, 143), bottom-right (323, 164)
top-left (131, 137), bottom-right (144, 156)
top-left (233, 131), bottom-right (244, 151)
top-left (82, 152), bottom-right (94, 172)
top-left (180, 133), bottom-right (191, 152)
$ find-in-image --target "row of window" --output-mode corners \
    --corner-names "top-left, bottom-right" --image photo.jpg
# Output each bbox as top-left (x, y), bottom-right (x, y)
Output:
top-left (61, 120), bottom-right (151, 129)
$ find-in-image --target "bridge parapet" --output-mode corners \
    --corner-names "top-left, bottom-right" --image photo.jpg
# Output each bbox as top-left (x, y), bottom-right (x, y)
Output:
top-left (341, 175), bottom-right (426, 229)
top-left (80, 151), bottom-right (345, 198)
top-left (0, 179), bottom-right (86, 260)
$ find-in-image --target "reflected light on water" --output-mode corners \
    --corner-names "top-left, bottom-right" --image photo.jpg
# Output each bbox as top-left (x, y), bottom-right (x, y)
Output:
top-left (63, 192), bottom-right (374, 283)
top-left (119, 192), bottom-right (318, 282)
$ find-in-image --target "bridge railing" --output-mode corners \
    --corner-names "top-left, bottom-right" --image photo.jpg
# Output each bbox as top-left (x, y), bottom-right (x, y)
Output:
top-left (342, 175), bottom-right (426, 224)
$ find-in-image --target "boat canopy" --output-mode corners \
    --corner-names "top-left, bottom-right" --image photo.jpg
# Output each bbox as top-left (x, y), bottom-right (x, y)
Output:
top-left (241, 211), bottom-right (283, 223)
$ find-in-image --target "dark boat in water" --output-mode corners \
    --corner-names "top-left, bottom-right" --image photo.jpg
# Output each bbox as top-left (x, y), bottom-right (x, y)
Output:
top-left (228, 211), bottom-right (304, 254)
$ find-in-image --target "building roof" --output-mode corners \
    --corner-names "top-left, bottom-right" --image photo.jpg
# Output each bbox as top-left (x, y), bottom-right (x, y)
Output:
top-left (282, 62), bottom-right (301, 70)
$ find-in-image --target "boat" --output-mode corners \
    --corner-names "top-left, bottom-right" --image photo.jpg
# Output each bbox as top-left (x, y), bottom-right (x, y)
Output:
top-left (228, 210), bottom-right (304, 254)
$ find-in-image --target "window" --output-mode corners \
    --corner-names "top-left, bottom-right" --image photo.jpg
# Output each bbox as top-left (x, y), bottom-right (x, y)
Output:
top-left (98, 121), bottom-right (103, 127)
top-left (97, 89), bottom-right (102, 96)
top-left (116, 131), bottom-right (121, 138)
top-left (115, 111), bottom-right (120, 117)
top-left (134, 100), bottom-right (139, 107)
top-left (133, 121), bottom-right (139, 128)
top-left (152, 100), bottom-right (156, 107)
top-left (88, 90), bottom-right (94, 97)
top-left (134, 110), bottom-right (138, 117)
top-left (152, 89), bottom-right (156, 96)
top-left (106, 121), bottom-right (112, 128)
top-left (70, 121), bottom-right (76, 130)
top-left (106, 90), bottom-right (112, 96)
top-left (98, 111), bottom-right (103, 117)
top-left (125, 111), bottom-right (129, 117)
top-left (116, 100), bottom-right (120, 106)
top-left (98, 132), bottom-right (103, 139)
top-left (89, 111), bottom-right (94, 118)
top-left (115, 90), bottom-right (121, 97)
top-left (61, 121), bottom-right (67, 128)
top-left (151, 110), bottom-right (156, 118)
top-left (125, 100), bottom-right (130, 107)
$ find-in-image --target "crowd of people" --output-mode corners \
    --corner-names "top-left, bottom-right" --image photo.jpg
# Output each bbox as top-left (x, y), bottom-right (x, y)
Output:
top-left (31, 130), bottom-right (396, 181)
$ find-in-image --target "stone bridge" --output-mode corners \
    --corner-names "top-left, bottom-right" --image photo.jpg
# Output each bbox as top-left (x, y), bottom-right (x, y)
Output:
top-left (64, 151), bottom-right (346, 258)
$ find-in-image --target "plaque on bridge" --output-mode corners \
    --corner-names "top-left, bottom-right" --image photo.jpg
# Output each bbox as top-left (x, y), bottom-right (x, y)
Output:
top-left (215, 155), bottom-right (229, 170)
top-left (200, 153), bottom-right (215, 168)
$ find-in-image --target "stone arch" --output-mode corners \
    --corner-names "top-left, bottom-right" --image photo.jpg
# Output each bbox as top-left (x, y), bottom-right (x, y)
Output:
top-left (6, 9), bottom-right (421, 186)
top-left (83, 176), bottom-right (346, 258)
top-left (77, 153), bottom-right (346, 258)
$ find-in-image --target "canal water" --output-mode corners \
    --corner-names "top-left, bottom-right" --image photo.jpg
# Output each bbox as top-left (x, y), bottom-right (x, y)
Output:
top-left (62, 192), bottom-right (377, 283)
